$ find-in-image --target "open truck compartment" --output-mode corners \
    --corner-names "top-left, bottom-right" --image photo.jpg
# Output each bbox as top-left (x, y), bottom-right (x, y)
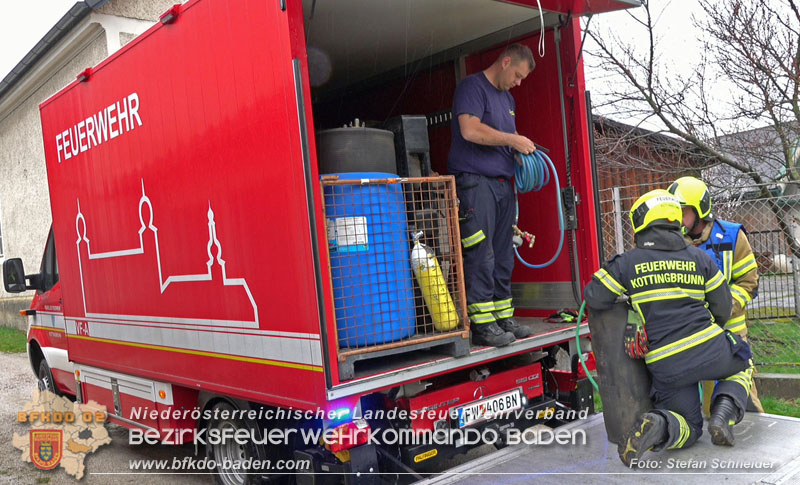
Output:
top-left (304, 0), bottom-right (620, 388)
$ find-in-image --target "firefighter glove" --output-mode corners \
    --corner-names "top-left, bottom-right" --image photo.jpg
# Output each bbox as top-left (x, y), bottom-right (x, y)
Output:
top-left (623, 311), bottom-right (649, 359)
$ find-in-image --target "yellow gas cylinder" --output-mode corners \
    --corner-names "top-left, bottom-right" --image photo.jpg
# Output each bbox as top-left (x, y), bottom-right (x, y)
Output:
top-left (411, 233), bottom-right (459, 331)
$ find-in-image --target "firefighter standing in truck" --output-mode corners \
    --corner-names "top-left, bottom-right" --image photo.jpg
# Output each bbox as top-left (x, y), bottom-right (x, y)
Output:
top-left (447, 43), bottom-right (537, 347)
top-left (584, 190), bottom-right (755, 466)
top-left (667, 176), bottom-right (763, 413)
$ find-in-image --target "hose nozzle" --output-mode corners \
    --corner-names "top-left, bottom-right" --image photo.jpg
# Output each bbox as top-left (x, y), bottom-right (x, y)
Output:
top-left (512, 225), bottom-right (535, 249)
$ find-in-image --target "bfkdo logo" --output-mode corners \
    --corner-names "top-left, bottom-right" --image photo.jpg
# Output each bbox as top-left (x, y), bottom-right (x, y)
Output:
top-left (13, 390), bottom-right (111, 479)
top-left (30, 430), bottom-right (63, 470)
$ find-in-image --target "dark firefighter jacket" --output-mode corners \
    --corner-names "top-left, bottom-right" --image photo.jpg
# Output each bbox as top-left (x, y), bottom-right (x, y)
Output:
top-left (584, 225), bottom-right (733, 383)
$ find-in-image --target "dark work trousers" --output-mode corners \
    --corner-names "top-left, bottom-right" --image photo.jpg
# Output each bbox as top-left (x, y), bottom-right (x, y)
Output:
top-left (648, 332), bottom-right (753, 450)
top-left (456, 172), bottom-right (516, 325)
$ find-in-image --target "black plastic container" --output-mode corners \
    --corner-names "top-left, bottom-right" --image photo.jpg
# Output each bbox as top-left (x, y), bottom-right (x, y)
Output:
top-left (316, 127), bottom-right (396, 174)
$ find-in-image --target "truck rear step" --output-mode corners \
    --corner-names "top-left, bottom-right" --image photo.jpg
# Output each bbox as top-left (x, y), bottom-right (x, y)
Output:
top-left (328, 318), bottom-right (588, 399)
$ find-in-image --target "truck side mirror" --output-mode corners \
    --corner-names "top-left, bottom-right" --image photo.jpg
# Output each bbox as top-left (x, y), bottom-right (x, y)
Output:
top-left (3, 258), bottom-right (27, 293)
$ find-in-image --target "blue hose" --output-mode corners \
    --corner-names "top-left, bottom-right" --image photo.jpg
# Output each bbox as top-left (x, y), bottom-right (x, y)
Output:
top-left (514, 151), bottom-right (565, 269)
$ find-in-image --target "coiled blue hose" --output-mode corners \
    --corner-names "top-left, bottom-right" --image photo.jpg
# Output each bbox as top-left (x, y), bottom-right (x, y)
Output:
top-left (514, 151), bottom-right (565, 268)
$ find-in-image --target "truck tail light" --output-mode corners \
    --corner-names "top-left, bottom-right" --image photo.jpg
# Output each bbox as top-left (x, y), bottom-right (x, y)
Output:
top-left (160, 4), bottom-right (182, 24)
top-left (323, 419), bottom-right (370, 453)
top-left (585, 352), bottom-right (596, 371)
top-left (576, 352), bottom-right (596, 378)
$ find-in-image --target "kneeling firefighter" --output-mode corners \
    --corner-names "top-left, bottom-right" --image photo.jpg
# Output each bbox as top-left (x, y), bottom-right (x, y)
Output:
top-left (584, 190), bottom-right (755, 466)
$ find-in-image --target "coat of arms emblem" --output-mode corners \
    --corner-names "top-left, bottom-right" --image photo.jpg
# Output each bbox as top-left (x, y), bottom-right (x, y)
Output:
top-left (30, 430), bottom-right (62, 470)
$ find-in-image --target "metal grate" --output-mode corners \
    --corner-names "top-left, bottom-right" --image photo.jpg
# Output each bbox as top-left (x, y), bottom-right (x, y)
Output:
top-left (743, 229), bottom-right (797, 320)
top-left (321, 175), bottom-right (468, 355)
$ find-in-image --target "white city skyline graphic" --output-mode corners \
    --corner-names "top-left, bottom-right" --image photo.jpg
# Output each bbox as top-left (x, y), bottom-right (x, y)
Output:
top-left (74, 180), bottom-right (259, 328)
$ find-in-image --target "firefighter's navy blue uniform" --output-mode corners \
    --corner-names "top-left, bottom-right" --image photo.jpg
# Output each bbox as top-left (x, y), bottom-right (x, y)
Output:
top-left (448, 70), bottom-right (528, 344)
top-left (584, 225), bottom-right (754, 452)
top-left (456, 173), bottom-right (516, 325)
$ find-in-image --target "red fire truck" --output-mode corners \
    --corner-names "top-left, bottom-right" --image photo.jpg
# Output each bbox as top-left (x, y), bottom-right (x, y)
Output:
top-left (3, 0), bottom-right (637, 483)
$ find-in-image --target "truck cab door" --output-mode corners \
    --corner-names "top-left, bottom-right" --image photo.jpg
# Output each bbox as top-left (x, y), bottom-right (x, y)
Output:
top-left (28, 227), bottom-right (74, 395)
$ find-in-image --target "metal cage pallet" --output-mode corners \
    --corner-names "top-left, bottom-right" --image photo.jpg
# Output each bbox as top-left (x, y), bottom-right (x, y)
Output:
top-left (320, 175), bottom-right (469, 379)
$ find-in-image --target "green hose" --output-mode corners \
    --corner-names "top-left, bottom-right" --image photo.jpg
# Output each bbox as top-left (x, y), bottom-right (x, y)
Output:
top-left (575, 301), bottom-right (599, 392)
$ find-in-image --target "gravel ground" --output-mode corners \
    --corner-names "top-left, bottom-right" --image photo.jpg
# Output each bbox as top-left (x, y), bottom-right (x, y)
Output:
top-left (0, 352), bottom-right (197, 484)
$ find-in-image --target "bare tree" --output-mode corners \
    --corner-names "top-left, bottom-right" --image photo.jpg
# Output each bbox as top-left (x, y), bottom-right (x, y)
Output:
top-left (587, 0), bottom-right (800, 255)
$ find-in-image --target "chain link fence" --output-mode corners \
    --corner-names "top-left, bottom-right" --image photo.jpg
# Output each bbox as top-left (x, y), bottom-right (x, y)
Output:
top-left (598, 183), bottom-right (800, 370)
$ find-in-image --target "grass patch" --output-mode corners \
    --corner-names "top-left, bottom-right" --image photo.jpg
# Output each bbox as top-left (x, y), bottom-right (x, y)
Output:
top-left (761, 396), bottom-right (800, 418)
top-left (0, 327), bottom-right (26, 353)
top-left (747, 319), bottom-right (800, 367)
top-left (758, 365), bottom-right (800, 374)
top-left (35, 478), bottom-right (51, 484)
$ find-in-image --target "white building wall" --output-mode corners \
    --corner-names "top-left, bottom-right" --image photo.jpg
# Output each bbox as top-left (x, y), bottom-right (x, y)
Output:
top-left (0, 0), bottom-right (175, 328)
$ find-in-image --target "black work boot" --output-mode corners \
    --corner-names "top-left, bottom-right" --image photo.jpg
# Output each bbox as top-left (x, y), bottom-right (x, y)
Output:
top-left (471, 322), bottom-right (515, 347)
top-left (708, 395), bottom-right (739, 446)
top-left (618, 412), bottom-right (667, 467)
top-left (496, 318), bottom-right (533, 339)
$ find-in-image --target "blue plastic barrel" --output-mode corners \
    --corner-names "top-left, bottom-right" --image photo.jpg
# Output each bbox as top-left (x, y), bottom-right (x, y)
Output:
top-left (323, 172), bottom-right (416, 347)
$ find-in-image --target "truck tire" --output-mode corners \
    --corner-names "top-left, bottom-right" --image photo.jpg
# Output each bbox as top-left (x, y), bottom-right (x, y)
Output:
top-left (37, 360), bottom-right (58, 395)
top-left (206, 401), bottom-right (267, 485)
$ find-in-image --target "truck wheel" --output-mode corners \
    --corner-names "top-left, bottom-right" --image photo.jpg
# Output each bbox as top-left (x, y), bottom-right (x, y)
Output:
top-left (206, 401), bottom-right (266, 485)
top-left (37, 360), bottom-right (58, 395)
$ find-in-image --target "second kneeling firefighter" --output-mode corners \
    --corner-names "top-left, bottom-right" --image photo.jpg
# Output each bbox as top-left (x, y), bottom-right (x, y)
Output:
top-left (667, 175), bottom-right (763, 414)
top-left (584, 190), bottom-right (754, 466)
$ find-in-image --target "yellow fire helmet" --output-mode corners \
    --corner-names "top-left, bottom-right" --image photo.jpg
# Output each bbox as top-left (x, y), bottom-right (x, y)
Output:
top-left (667, 176), bottom-right (712, 221)
top-left (629, 189), bottom-right (683, 234)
